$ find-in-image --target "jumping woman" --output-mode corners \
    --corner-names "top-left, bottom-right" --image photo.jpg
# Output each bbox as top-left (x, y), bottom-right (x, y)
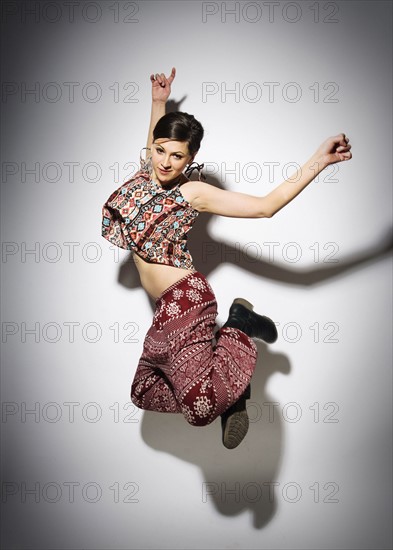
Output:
top-left (101, 67), bottom-right (352, 449)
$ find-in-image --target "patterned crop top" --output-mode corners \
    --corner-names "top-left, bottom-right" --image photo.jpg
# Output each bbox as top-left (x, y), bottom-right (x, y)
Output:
top-left (101, 152), bottom-right (199, 270)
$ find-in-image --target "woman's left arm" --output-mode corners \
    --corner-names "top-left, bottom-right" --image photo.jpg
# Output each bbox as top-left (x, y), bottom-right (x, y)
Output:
top-left (260, 134), bottom-right (352, 217)
top-left (191, 134), bottom-right (352, 218)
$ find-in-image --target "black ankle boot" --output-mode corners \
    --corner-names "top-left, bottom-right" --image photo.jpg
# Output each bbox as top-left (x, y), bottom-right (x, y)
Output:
top-left (222, 298), bottom-right (278, 343)
top-left (221, 384), bottom-right (251, 449)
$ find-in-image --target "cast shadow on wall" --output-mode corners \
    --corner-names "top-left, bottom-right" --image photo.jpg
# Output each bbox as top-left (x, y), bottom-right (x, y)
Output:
top-left (115, 99), bottom-right (393, 528)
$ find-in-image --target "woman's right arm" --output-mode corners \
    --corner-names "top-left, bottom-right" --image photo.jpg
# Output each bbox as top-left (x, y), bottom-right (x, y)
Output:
top-left (146, 67), bottom-right (176, 151)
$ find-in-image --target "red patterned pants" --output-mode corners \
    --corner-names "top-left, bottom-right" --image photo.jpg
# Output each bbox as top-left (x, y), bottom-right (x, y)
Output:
top-left (130, 271), bottom-right (258, 426)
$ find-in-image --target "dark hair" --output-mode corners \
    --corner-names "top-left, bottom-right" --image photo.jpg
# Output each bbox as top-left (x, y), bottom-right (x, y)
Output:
top-left (153, 111), bottom-right (204, 156)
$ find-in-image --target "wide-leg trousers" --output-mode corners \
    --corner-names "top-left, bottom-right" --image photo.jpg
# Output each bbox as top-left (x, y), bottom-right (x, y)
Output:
top-left (130, 271), bottom-right (258, 426)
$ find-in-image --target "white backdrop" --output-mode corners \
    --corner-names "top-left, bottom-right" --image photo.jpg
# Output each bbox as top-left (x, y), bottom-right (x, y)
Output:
top-left (1, 1), bottom-right (392, 549)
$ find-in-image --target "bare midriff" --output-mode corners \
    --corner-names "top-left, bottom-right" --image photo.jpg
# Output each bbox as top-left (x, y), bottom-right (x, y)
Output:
top-left (133, 252), bottom-right (197, 302)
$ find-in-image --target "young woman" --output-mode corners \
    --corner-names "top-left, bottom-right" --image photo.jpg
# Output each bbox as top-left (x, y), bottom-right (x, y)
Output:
top-left (102, 67), bottom-right (352, 449)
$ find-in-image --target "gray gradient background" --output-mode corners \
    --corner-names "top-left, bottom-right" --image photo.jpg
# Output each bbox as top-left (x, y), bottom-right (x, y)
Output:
top-left (1, 1), bottom-right (392, 549)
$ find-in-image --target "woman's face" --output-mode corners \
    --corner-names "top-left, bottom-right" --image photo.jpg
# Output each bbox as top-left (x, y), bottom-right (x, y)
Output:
top-left (151, 138), bottom-right (194, 185)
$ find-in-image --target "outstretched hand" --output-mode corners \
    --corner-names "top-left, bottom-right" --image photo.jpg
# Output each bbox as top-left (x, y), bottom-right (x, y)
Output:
top-left (315, 133), bottom-right (352, 166)
top-left (150, 67), bottom-right (176, 102)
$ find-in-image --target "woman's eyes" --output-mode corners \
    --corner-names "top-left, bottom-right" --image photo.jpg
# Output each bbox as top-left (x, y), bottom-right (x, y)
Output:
top-left (156, 149), bottom-right (183, 160)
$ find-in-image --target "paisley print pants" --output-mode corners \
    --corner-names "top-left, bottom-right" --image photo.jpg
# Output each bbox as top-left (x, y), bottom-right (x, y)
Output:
top-left (130, 271), bottom-right (258, 426)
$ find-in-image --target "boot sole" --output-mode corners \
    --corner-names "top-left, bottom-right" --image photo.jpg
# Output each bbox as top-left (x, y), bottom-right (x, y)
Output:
top-left (222, 410), bottom-right (249, 449)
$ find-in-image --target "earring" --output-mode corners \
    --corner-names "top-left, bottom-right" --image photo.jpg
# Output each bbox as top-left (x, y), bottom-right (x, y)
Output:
top-left (139, 147), bottom-right (152, 173)
top-left (184, 162), bottom-right (206, 181)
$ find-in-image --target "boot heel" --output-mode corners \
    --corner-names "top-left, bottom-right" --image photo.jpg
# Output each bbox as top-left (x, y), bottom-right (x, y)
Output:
top-left (233, 297), bottom-right (254, 311)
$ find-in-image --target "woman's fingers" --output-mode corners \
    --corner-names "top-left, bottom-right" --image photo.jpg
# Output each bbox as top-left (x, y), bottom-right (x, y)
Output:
top-left (336, 133), bottom-right (351, 152)
top-left (329, 134), bottom-right (351, 153)
top-left (151, 73), bottom-right (167, 87)
top-left (316, 133), bottom-right (353, 165)
top-left (151, 67), bottom-right (176, 87)
top-left (338, 150), bottom-right (352, 161)
top-left (337, 144), bottom-right (352, 152)
top-left (331, 133), bottom-right (348, 146)
top-left (338, 134), bottom-right (350, 146)
top-left (167, 67), bottom-right (176, 84)
top-left (333, 134), bottom-right (352, 161)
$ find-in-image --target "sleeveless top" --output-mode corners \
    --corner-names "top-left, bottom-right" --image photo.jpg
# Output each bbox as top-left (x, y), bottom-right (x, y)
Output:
top-left (101, 151), bottom-right (199, 270)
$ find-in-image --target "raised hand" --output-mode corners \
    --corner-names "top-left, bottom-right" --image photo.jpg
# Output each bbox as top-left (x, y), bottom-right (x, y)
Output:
top-left (150, 67), bottom-right (176, 103)
top-left (314, 133), bottom-right (352, 166)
